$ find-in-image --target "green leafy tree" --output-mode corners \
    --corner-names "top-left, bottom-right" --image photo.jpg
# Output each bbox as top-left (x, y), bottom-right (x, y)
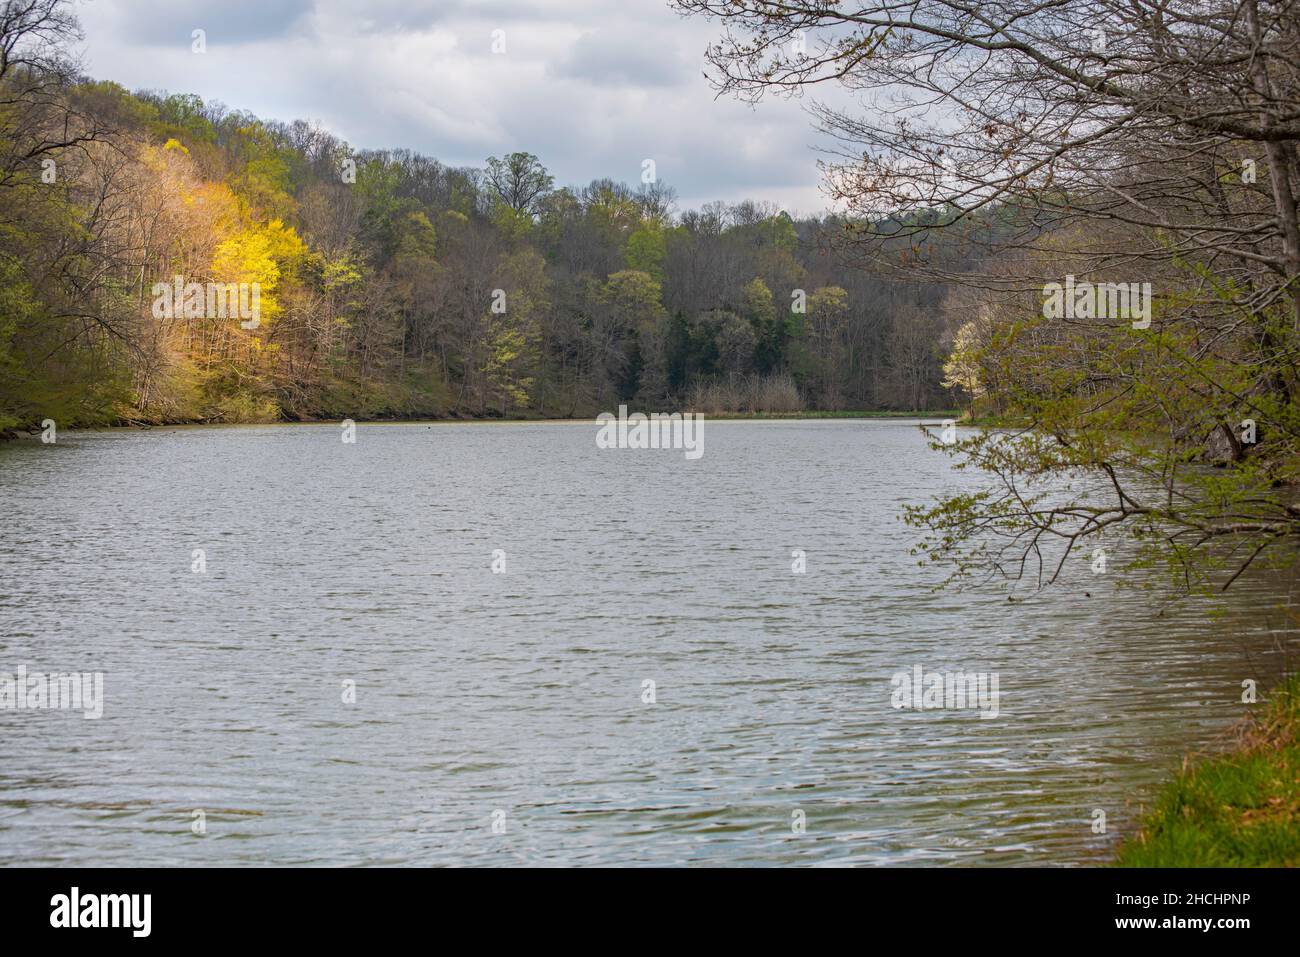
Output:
top-left (625, 219), bottom-right (666, 282)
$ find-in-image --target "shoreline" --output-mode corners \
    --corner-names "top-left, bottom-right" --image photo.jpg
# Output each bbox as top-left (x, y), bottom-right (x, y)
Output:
top-left (1116, 672), bottom-right (1300, 866)
top-left (1, 409), bottom-right (957, 439)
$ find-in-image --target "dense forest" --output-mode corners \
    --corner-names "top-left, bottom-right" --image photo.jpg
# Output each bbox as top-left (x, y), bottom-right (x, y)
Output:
top-left (0, 1), bottom-right (962, 433)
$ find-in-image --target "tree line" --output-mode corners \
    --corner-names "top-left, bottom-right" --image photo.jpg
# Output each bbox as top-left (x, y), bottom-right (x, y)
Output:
top-left (0, 0), bottom-right (961, 434)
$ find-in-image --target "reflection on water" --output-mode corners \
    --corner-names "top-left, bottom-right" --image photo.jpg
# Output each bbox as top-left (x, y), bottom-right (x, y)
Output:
top-left (0, 420), bottom-right (1295, 865)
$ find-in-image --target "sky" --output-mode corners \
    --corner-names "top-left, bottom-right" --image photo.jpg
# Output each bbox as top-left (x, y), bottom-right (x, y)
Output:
top-left (72, 0), bottom-right (842, 214)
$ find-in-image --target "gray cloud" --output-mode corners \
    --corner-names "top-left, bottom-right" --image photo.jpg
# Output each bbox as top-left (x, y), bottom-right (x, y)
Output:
top-left (92, 0), bottom-right (315, 46)
top-left (548, 29), bottom-right (691, 87)
top-left (311, 0), bottom-right (586, 35)
top-left (76, 0), bottom-right (837, 213)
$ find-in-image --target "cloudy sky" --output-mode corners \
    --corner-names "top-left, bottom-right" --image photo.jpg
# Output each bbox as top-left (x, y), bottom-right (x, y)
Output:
top-left (73, 0), bottom-right (843, 214)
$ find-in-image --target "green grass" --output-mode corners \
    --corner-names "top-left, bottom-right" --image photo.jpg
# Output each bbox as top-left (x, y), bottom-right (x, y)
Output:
top-left (1116, 674), bottom-right (1300, 867)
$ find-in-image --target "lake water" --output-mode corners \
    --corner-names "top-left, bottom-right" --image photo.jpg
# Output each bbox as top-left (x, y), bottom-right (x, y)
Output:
top-left (0, 419), bottom-right (1295, 866)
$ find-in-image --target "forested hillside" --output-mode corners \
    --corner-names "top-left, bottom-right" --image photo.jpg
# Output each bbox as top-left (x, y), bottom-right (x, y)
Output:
top-left (0, 1), bottom-right (961, 432)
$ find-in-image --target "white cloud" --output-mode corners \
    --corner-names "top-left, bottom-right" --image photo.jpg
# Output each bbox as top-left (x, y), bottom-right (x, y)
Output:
top-left (75, 0), bottom-right (839, 213)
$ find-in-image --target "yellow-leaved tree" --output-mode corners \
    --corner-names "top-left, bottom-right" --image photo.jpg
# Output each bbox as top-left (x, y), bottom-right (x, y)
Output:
top-left (211, 219), bottom-right (308, 340)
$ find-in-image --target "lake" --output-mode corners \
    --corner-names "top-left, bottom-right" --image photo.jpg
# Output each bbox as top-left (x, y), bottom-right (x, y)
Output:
top-left (0, 419), bottom-right (1295, 865)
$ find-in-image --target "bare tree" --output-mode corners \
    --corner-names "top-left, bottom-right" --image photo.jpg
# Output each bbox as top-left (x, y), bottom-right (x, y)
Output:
top-left (674, 0), bottom-right (1300, 591)
top-left (483, 151), bottom-right (554, 216)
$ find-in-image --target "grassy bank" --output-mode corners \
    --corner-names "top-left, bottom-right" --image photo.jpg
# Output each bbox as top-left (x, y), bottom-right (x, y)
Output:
top-left (1116, 673), bottom-right (1300, 867)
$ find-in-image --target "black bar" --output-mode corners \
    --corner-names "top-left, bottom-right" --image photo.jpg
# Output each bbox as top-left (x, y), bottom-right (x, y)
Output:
top-left (0, 867), bottom-right (1283, 943)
